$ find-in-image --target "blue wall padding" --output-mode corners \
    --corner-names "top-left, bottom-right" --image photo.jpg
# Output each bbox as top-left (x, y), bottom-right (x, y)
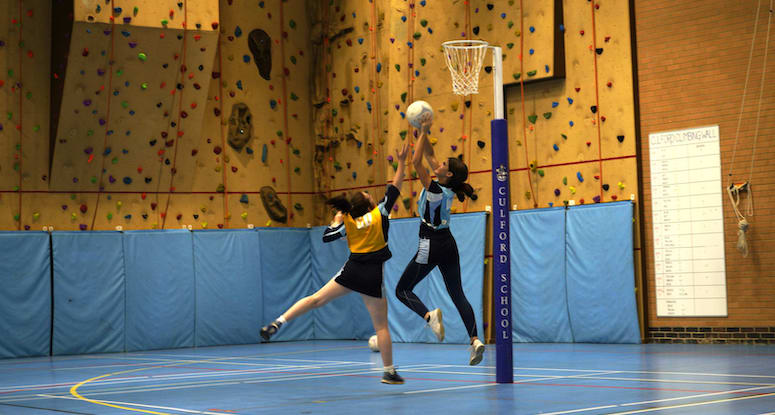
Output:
top-left (193, 230), bottom-right (262, 347)
top-left (0, 232), bottom-right (51, 359)
top-left (258, 228), bottom-right (314, 341)
top-left (566, 202), bottom-right (640, 343)
top-left (510, 208), bottom-right (574, 342)
top-left (384, 213), bottom-right (486, 344)
top-left (123, 230), bottom-right (195, 351)
top-left (309, 227), bottom-right (372, 340)
top-left (52, 232), bottom-right (125, 355)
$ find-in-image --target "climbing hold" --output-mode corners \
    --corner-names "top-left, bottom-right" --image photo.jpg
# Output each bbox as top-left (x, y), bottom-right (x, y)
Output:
top-left (553, 144), bottom-right (559, 151)
top-left (538, 170), bottom-right (545, 177)
top-left (595, 48), bottom-right (603, 55)
top-left (527, 70), bottom-right (537, 76)
top-left (543, 112), bottom-right (552, 119)
top-left (552, 101), bottom-right (559, 108)
top-left (569, 186), bottom-right (576, 195)
top-left (527, 114), bottom-right (538, 124)
top-left (554, 188), bottom-right (561, 197)
top-left (602, 184), bottom-right (610, 191)
top-left (590, 105), bottom-right (597, 114)
top-left (577, 172), bottom-right (584, 182)
top-left (617, 181), bottom-right (625, 190)
top-left (617, 135), bottom-right (625, 143)
top-left (477, 140), bottom-right (485, 149)
top-left (562, 177), bottom-right (568, 185)
top-left (567, 97), bottom-right (573, 105)
top-left (249, 29), bottom-right (272, 80)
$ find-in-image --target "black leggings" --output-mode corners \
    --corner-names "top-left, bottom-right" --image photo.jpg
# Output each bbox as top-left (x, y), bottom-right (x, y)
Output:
top-left (395, 234), bottom-right (478, 338)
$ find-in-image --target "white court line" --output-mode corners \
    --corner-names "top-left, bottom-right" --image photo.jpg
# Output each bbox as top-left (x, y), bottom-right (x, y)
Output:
top-left (513, 367), bottom-right (775, 379)
top-left (403, 369), bottom-right (622, 395)
top-left (39, 394), bottom-right (231, 415)
top-left (605, 391), bottom-right (775, 414)
top-left (539, 385), bottom-right (775, 415)
top-left (0, 363), bottom-right (381, 403)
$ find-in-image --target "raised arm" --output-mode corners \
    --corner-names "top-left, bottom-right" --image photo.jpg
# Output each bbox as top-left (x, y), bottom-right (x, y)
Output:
top-left (322, 211), bottom-right (345, 242)
top-left (392, 142), bottom-right (410, 189)
top-left (412, 113), bottom-right (434, 189)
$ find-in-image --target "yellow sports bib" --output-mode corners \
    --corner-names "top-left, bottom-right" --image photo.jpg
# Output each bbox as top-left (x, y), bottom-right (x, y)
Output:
top-left (342, 206), bottom-right (387, 253)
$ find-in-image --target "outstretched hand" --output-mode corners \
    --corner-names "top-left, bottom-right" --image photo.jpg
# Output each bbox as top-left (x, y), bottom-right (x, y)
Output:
top-left (395, 142), bottom-right (410, 162)
top-left (332, 211), bottom-right (343, 226)
top-left (419, 112), bottom-right (433, 132)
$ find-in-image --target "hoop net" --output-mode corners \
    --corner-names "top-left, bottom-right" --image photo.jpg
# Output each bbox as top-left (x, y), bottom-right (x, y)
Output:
top-left (442, 40), bottom-right (488, 96)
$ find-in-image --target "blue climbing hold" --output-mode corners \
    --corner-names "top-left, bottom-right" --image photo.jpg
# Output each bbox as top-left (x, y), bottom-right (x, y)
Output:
top-left (553, 144), bottom-right (559, 151)
top-left (354, 86), bottom-right (360, 93)
top-left (237, 80), bottom-right (243, 90)
top-left (552, 101), bottom-right (559, 108)
top-left (122, 177), bottom-right (132, 184)
top-left (577, 172), bottom-right (584, 182)
top-left (567, 97), bottom-right (573, 105)
top-left (358, 38), bottom-right (364, 44)
top-left (243, 54), bottom-right (250, 63)
top-left (262, 144), bottom-right (268, 163)
top-left (401, 16), bottom-right (407, 22)
top-left (376, 63), bottom-right (382, 72)
top-left (529, 26), bottom-right (535, 33)
top-left (235, 26), bottom-right (243, 37)
top-left (240, 194), bottom-right (249, 204)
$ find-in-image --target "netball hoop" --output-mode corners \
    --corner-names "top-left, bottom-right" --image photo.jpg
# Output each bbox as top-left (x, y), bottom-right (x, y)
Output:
top-left (443, 40), bottom-right (512, 384)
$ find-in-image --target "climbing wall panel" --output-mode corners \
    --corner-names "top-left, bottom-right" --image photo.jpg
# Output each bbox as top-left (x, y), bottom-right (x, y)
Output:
top-left (505, 0), bottom-right (637, 209)
top-left (211, 0), bottom-right (314, 227)
top-left (0, 0), bottom-right (51, 230)
top-left (472, 0), bottom-right (561, 87)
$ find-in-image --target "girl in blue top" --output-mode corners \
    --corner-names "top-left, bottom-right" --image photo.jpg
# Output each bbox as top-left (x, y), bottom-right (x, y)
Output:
top-left (395, 113), bottom-right (485, 365)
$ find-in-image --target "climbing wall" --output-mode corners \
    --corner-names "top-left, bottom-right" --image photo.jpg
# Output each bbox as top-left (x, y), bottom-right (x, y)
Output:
top-left (504, 0), bottom-right (642, 338)
top-left (211, 0), bottom-right (315, 228)
top-left (0, 0), bottom-right (51, 230)
top-left (312, 0), bottom-right (392, 222)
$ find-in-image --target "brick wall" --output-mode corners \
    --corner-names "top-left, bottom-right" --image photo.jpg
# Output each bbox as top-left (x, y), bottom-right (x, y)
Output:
top-left (634, 0), bottom-right (775, 341)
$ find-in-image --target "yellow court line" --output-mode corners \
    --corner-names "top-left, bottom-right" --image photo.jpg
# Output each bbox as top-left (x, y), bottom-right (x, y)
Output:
top-left (70, 368), bottom-right (173, 415)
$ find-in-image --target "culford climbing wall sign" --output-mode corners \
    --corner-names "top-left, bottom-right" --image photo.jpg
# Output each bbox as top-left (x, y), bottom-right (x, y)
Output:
top-left (649, 126), bottom-right (727, 317)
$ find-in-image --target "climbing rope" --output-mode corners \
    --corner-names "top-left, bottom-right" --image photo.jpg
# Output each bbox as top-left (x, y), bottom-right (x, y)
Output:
top-left (726, 0), bottom-right (772, 257)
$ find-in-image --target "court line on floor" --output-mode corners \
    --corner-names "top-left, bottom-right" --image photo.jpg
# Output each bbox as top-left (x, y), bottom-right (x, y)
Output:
top-left (40, 394), bottom-right (232, 415)
top-left (539, 385), bottom-right (775, 415)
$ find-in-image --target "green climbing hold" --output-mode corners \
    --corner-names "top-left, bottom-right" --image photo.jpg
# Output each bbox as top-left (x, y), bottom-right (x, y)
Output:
top-left (112, 157), bottom-right (118, 164)
top-left (292, 148), bottom-right (300, 155)
top-left (161, 19), bottom-right (169, 25)
top-left (563, 177), bottom-right (567, 185)
top-left (294, 203), bottom-right (303, 210)
top-left (294, 167), bottom-right (300, 174)
top-left (276, 130), bottom-right (283, 136)
top-left (527, 70), bottom-right (537, 76)
top-left (141, 82), bottom-right (149, 89)
top-left (107, 212), bottom-right (113, 220)
top-left (394, 64), bottom-right (401, 72)
top-left (402, 197), bottom-right (411, 210)
top-left (512, 73), bottom-right (521, 80)
top-left (538, 169), bottom-right (544, 177)
top-left (26, 92), bottom-right (32, 99)
top-left (333, 161), bottom-right (342, 171)
top-left (506, 43), bottom-right (514, 49)
top-left (116, 69), bottom-right (123, 76)
top-left (527, 114), bottom-right (538, 124)
top-left (289, 19), bottom-right (296, 29)
top-left (420, 19), bottom-right (428, 27)
top-left (561, 133), bottom-right (567, 140)
top-left (413, 32), bottom-right (421, 40)
top-left (133, 6), bottom-right (138, 15)
top-left (216, 184), bottom-right (225, 193)
top-left (290, 92), bottom-right (298, 100)
top-left (13, 214), bottom-right (19, 221)
top-left (33, 124), bottom-right (40, 132)
top-left (420, 58), bottom-right (426, 66)
top-left (138, 52), bottom-right (147, 61)
top-left (290, 55), bottom-right (297, 64)
top-left (399, 130), bottom-right (407, 139)
top-left (400, 92), bottom-right (407, 103)
top-left (391, 162), bottom-right (398, 171)
top-left (507, 21), bottom-right (514, 29)
top-left (543, 112), bottom-right (552, 119)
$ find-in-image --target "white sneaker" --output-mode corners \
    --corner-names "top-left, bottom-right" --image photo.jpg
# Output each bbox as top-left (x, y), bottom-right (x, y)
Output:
top-left (427, 308), bottom-right (445, 342)
top-left (469, 339), bottom-right (485, 366)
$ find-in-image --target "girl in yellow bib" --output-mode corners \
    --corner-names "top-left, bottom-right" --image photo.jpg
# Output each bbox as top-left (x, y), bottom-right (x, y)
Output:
top-left (260, 143), bottom-right (409, 385)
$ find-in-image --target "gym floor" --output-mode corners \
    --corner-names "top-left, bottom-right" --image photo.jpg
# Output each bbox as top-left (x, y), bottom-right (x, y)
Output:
top-left (1, 341), bottom-right (774, 414)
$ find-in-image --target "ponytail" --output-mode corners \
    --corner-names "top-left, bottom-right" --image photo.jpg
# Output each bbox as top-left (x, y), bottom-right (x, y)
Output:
top-left (326, 195), bottom-right (352, 213)
top-left (451, 182), bottom-right (477, 202)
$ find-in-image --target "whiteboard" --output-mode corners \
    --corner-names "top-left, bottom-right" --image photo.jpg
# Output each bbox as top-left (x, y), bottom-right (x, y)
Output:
top-left (649, 126), bottom-right (727, 317)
